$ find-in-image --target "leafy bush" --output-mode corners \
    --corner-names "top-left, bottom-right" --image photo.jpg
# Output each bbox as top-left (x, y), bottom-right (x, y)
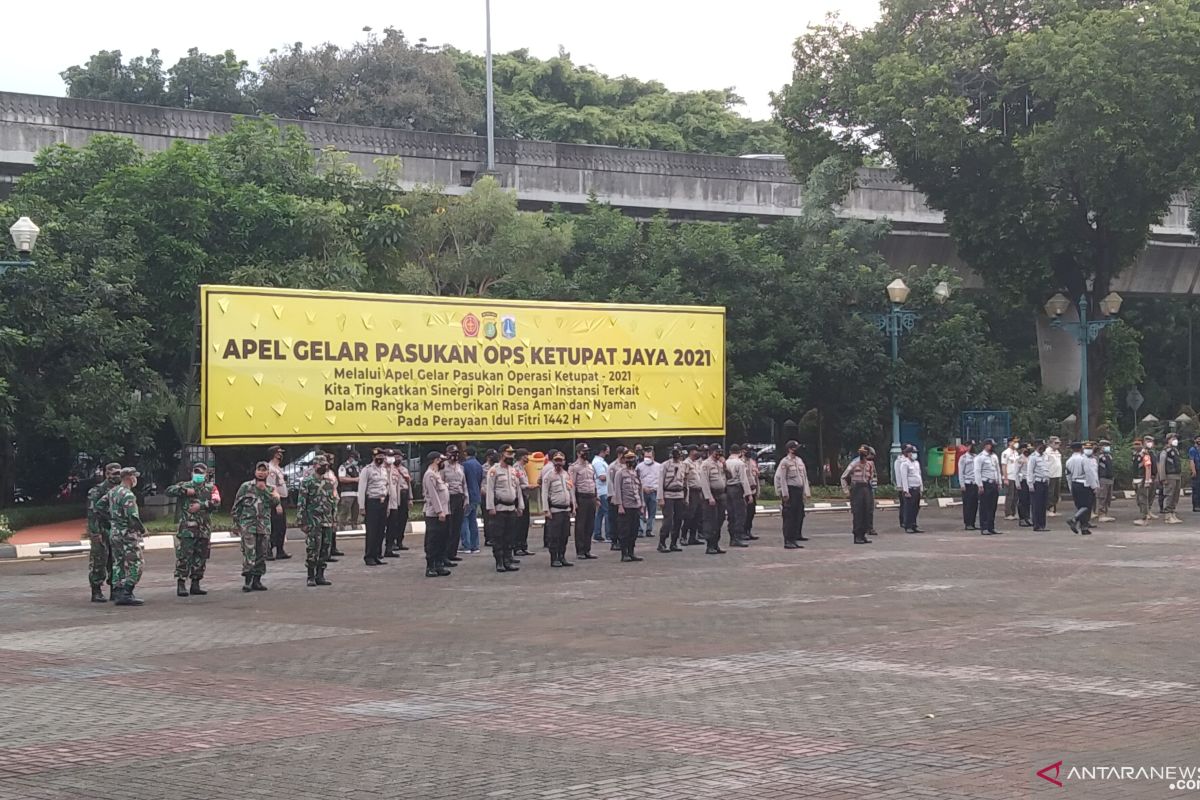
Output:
top-left (4, 504), bottom-right (86, 532)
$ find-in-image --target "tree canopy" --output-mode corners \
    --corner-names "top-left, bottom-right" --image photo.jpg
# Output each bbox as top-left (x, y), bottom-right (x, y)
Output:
top-left (774, 0), bottom-right (1200, 433)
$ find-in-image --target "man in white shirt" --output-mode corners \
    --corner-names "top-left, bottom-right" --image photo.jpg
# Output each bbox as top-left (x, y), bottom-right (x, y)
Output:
top-left (894, 450), bottom-right (908, 529)
top-left (897, 444), bottom-right (925, 533)
top-left (592, 444), bottom-right (611, 543)
top-left (1046, 437), bottom-right (1064, 516)
top-left (1064, 441), bottom-right (1099, 535)
top-left (1001, 437), bottom-right (1021, 520)
top-left (974, 439), bottom-right (1003, 535)
top-left (958, 442), bottom-right (978, 530)
top-left (635, 446), bottom-right (663, 539)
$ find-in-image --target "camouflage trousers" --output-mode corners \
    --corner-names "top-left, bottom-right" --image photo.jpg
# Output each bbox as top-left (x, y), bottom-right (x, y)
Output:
top-left (174, 535), bottom-right (211, 580)
top-left (109, 530), bottom-right (143, 590)
top-left (87, 531), bottom-right (112, 588)
top-left (305, 525), bottom-right (334, 570)
top-left (240, 530), bottom-right (268, 577)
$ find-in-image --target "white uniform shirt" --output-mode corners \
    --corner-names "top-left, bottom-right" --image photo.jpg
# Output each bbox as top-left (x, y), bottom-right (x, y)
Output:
top-left (957, 452), bottom-right (976, 485)
top-left (897, 456), bottom-right (923, 492)
top-left (975, 451), bottom-right (1001, 483)
top-left (1046, 447), bottom-right (1063, 479)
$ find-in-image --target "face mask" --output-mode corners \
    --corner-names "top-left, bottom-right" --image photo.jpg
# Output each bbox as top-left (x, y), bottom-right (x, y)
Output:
top-left (1103, 446), bottom-right (1111, 453)
top-left (554, 461), bottom-right (565, 470)
top-left (1170, 440), bottom-right (1179, 447)
top-left (316, 465), bottom-right (328, 474)
top-left (192, 473), bottom-right (206, 484)
top-left (504, 455), bottom-right (514, 464)
top-left (385, 457), bottom-right (394, 465)
top-left (909, 453), bottom-right (917, 461)
top-left (644, 456), bottom-right (653, 463)
top-left (374, 457), bottom-right (384, 465)
top-left (1083, 449), bottom-right (1093, 456)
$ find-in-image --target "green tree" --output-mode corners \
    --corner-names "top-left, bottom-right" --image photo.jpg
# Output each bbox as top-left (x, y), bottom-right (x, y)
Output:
top-left (61, 49), bottom-right (166, 105)
top-left (256, 27), bottom-right (480, 132)
top-left (165, 48), bottom-right (256, 113)
top-left (775, 0), bottom-right (1200, 434)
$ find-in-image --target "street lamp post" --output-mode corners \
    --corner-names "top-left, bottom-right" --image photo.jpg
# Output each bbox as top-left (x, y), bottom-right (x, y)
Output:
top-left (1044, 291), bottom-right (1123, 441)
top-left (484, 0), bottom-right (495, 172)
top-left (0, 217), bottom-right (39, 273)
top-left (867, 279), bottom-right (952, 463)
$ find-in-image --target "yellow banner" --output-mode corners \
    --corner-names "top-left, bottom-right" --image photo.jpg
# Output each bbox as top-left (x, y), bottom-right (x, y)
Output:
top-left (200, 286), bottom-right (725, 444)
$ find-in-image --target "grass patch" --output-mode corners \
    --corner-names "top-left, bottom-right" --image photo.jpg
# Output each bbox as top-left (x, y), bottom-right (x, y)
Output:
top-left (3, 504), bottom-right (86, 532)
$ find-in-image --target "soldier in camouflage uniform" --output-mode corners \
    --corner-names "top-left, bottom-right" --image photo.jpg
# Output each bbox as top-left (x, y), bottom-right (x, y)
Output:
top-left (86, 462), bottom-right (122, 602)
top-left (232, 461), bottom-right (276, 592)
top-left (107, 467), bottom-right (146, 607)
top-left (297, 454), bottom-right (336, 587)
top-left (165, 461), bottom-right (219, 597)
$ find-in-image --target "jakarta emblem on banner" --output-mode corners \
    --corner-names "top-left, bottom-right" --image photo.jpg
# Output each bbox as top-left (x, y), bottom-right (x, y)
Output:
top-left (200, 285), bottom-right (725, 444)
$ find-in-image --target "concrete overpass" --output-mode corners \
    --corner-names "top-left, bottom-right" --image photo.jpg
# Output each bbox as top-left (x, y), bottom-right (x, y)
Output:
top-left (1, 90), bottom-right (1196, 296)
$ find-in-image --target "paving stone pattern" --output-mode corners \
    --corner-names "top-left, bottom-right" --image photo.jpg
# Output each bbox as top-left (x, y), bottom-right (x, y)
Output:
top-left (0, 504), bottom-right (1198, 799)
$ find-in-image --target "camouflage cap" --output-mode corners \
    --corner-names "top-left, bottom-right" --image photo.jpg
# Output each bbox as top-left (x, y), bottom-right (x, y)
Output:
top-left (192, 461), bottom-right (209, 472)
top-left (104, 462), bottom-right (122, 475)
top-left (120, 467), bottom-right (139, 478)
top-left (254, 460), bottom-right (270, 471)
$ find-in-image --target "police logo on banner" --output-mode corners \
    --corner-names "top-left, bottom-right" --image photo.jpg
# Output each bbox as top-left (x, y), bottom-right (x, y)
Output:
top-left (501, 315), bottom-right (517, 339)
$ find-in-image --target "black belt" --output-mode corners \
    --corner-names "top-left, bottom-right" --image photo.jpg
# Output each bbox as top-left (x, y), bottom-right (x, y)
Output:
top-left (550, 504), bottom-right (571, 510)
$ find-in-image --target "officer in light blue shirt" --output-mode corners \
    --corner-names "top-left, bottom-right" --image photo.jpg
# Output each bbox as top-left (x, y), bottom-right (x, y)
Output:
top-left (592, 444), bottom-right (611, 542)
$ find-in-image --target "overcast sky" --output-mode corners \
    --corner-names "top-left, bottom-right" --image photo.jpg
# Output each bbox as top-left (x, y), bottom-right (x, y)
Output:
top-left (1, 0), bottom-right (881, 120)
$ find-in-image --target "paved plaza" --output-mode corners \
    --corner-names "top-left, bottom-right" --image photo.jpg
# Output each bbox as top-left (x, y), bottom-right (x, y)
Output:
top-left (1, 504), bottom-right (1198, 799)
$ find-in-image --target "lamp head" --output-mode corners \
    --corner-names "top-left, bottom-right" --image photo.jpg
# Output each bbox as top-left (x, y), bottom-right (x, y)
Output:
top-left (1099, 291), bottom-right (1123, 317)
top-left (9, 217), bottom-right (38, 254)
top-left (886, 278), bottom-right (910, 305)
top-left (1044, 292), bottom-right (1070, 318)
top-left (932, 280), bottom-right (952, 304)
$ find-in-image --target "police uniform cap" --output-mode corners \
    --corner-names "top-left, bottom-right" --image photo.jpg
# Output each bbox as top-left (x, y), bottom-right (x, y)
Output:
top-left (785, 440), bottom-right (799, 450)
top-left (268, 445), bottom-right (284, 457)
top-left (1099, 439), bottom-right (1112, 446)
top-left (983, 438), bottom-right (995, 446)
top-left (427, 450), bottom-right (443, 462)
top-left (446, 444), bottom-right (460, 455)
top-left (1069, 441), bottom-right (1083, 450)
top-left (902, 443), bottom-right (916, 454)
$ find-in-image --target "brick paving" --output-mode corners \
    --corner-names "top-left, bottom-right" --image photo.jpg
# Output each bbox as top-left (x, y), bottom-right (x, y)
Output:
top-left (1, 504), bottom-right (1199, 799)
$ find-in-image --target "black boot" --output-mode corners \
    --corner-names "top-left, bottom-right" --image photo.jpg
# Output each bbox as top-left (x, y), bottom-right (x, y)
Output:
top-left (503, 556), bottom-right (520, 572)
top-left (90, 585), bottom-right (106, 603)
top-left (115, 587), bottom-right (144, 606)
top-left (620, 542), bottom-right (633, 563)
top-left (275, 547), bottom-right (292, 560)
top-left (627, 543), bottom-right (644, 562)
top-left (559, 547), bottom-right (573, 567)
top-left (307, 566), bottom-right (317, 587)
top-left (495, 555), bottom-right (507, 574)
top-left (657, 534), bottom-right (669, 553)
top-left (669, 535), bottom-right (682, 552)
top-left (189, 579), bottom-right (207, 596)
top-left (177, 579), bottom-right (189, 597)
top-left (426, 559), bottom-right (442, 578)
top-left (315, 567), bottom-right (331, 585)
top-left (250, 575), bottom-right (268, 591)
top-left (242, 574), bottom-right (253, 592)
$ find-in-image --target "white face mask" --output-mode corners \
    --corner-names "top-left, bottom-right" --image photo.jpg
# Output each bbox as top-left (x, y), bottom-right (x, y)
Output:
top-left (1083, 448), bottom-right (1093, 456)
top-left (909, 453), bottom-right (917, 460)
top-left (385, 457), bottom-right (394, 465)
top-left (1170, 440), bottom-right (1179, 447)
top-left (1103, 446), bottom-right (1111, 453)
top-left (644, 456), bottom-right (653, 463)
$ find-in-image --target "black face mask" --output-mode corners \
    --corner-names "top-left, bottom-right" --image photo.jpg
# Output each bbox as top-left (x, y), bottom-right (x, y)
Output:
top-left (503, 455), bottom-right (514, 464)
top-left (316, 465), bottom-right (328, 474)
top-left (374, 457), bottom-right (384, 465)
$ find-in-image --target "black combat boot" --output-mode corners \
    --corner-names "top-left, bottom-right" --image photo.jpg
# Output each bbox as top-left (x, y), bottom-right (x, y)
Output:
top-left (189, 579), bottom-right (207, 595)
top-left (242, 574), bottom-right (253, 592)
top-left (177, 579), bottom-right (189, 597)
top-left (559, 547), bottom-right (573, 567)
top-left (657, 534), bottom-right (669, 553)
top-left (307, 566), bottom-right (317, 587)
top-left (276, 547), bottom-right (291, 560)
top-left (627, 544), bottom-right (644, 562)
top-left (315, 567), bottom-right (332, 585)
top-left (503, 551), bottom-right (520, 571)
top-left (115, 587), bottom-right (144, 606)
top-left (550, 548), bottom-right (564, 567)
top-left (250, 575), bottom-right (267, 591)
top-left (90, 585), bottom-right (106, 603)
top-left (494, 555), bottom-right (507, 573)
top-left (669, 534), bottom-right (682, 552)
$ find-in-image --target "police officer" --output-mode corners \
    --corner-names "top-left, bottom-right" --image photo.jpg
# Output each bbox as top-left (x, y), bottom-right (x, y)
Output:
top-left (1064, 441), bottom-right (1099, 535)
top-left (724, 444), bottom-right (753, 547)
top-left (442, 445), bottom-right (469, 562)
top-left (682, 444), bottom-right (705, 546)
top-left (568, 443), bottom-right (600, 560)
top-left (658, 445), bottom-right (687, 553)
top-left (745, 450), bottom-right (761, 540)
top-left (958, 442), bottom-right (978, 530)
top-left (897, 444), bottom-right (924, 533)
top-left (840, 445), bottom-right (875, 544)
top-left (700, 443), bottom-right (728, 555)
top-left (774, 440), bottom-right (810, 549)
top-left (974, 440), bottom-right (1002, 535)
top-left (514, 448), bottom-right (534, 557)
top-left (1159, 433), bottom-right (1184, 524)
top-left (357, 448), bottom-right (392, 566)
top-left (614, 448), bottom-right (645, 562)
top-left (1029, 440), bottom-right (1049, 532)
top-left (1095, 439), bottom-right (1116, 522)
top-left (422, 451), bottom-right (452, 578)
top-left (542, 452), bottom-right (575, 567)
top-left (487, 445), bottom-right (523, 572)
top-left (265, 446), bottom-right (291, 561)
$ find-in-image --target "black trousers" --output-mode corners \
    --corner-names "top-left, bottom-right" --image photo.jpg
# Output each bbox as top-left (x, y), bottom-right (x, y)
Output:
top-left (1017, 480), bottom-right (1031, 523)
top-left (703, 494), bottom-right (727, 545)
top-left (684, 491), bottom-right (704, 541)
top-left (979, 481), bottom-right (999, 532)
top-left (745, 495), bottom-right (757, 535)
top-left (902, 488), bottom-right (922, 529)
top-left (445, 494), bottom-right (465, 560)
top-left (724, 486), bottom-right (746, 542)
top-left (782, 493), bottom-right (806, 542)
top-left (1071, 483), bottom-right (1095, 530)
top-left (515, 501), bottom-right (531, 551)
top-left (270, 505), bottom-right (287, 552)
top-left (1192, 475), bottom-right (1200, 511)
top-left (547, 510), bottom-right (571, 558)
top-left (424, 516), bottom-right (447, 568)
top-left (363, 497), bottom-right (388, 561)
top-left (490, 510), bottom-right (517, 560)
top-left (1032, 481), bottom-right (1048, 529)
top-left (850, 483), bottom-right (873, 540)
top-left (574, 492), bottom-right (596, 555)
top-left (385, 490), bottom-right (409, 549)
top-left (618, 508), bottom-right (641, 554)
top-left (962, 484), bottom-right (979, 528)
top-left (661, 497), bottom-right (686, 544)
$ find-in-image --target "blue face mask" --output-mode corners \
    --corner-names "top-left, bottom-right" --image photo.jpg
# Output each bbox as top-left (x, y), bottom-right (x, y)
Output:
top-left (1103, 446), bottom-right (1111, 453)
top-left (192, 473), bottom-right (206, 484)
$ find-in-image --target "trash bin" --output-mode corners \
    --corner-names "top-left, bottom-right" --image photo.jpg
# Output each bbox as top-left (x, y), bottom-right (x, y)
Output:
top-left (925, 446), bottom-right (943, 478)
top-left (941, 447), bottom-right (956, 477)
top-left (525, 452), bottom-right (546, 486)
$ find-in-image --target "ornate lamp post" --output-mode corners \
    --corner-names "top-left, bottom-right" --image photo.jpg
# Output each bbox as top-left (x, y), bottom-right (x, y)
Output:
top-left (1044, 291), bottom-right (1123, 441)
top-left (868, 279), bottom-right (952, 463)
top-left (0, 217), bottom-right (39, 273)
